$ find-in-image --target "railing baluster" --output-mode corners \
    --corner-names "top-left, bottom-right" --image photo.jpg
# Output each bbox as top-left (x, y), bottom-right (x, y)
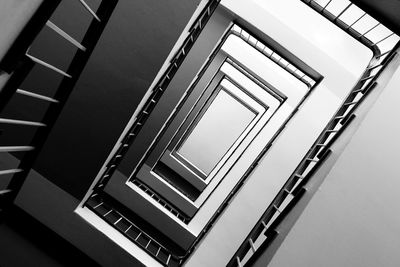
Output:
top-left (155, 247), bottom-right (161, 257)
top-left (0, 169), bottom-right (23, 176)
top-left (25, 54), bottom-right (72, 78)
top-left (46, 21), bottom-right (86, 51)
top-left (321, 0), bottom-right (333, 12)
top-left (124, 225), bottom-right (132, 233)
top-left (336, 114), bottom-right (347, 120)
top-left (145, 239), bottom-right (151, 249)
top-left (352, 88), bottom-right (366, 94)
top-left (305, 157), bottom-right (319, 162)
top-left (335, 3), bottom-right (352, 21)
top-left (361, 22), bottom-right (380, 38)
top-left (375, 33), bottom-right (394, 45)
top-left (366, 63), bottom-right (382, 71)
top-left (114, 217), bottom-right (122, 225)
top-left (343, 101), bottom-right (358, 106)
top-left (166, 254), bottom-right (172, 265)
top-left (294, 173), bottom-right (303, 179)
top-left (134, 232), bottom-right (142, 241)
top-left (360, 75), bottom-right (374, 82)
top-left (249, 238), bottom-right (256, 252)
top-left (0, 146), bottom-right (34, 153)
top-left (236, 256), bottom-right (243, 267)
top-left (16, 89), bottom-right (59, 103)
top-left (347, 13), bottom-right (366, 29)
top-left (230, 26), bottom-right (315, 87)
top-left (325, 129), bottom-right (339, 133)
top-left (93, 202), bottom-right (103, 209)
top-left (103, 209), bottom-right (113, 217)
top-left (78, 0), bottom-right (101, 22)
top-left (0, 189), bottom-right (13, 195)
top-left (377, 50), bottom-right (391, 59)
top-left (0, 118), bottom-right (46, 127)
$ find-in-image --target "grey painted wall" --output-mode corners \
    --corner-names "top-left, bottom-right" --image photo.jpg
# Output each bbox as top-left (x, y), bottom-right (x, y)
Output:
top-left (15, 168), bottom-right (146, 267)
top-left (1, 0), bottom-right (201, 198)
top-left (0, 212), bottom-right (99, 267)
top-left (0, 223), bottom-right (67, 267)
top-left (268, 53), bottom-right (400, 267)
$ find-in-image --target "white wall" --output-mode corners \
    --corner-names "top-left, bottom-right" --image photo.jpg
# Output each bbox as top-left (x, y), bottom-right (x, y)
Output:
top-left (185, 1), bottom-right (372, 266)
top-left (268, 52), bottom-right (400, 267)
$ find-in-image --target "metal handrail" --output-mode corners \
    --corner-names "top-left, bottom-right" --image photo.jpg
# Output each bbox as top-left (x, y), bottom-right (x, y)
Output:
top-left (228, 0), bottom-right (400, 265)
top-left (230, 48), bottom-right (398, 267)
top-left (87, 193), bottom-right (184, 266)
top-left (230, 25), bottom-right (315, 86)
top-left (301, 0), bottom-right (400, 59)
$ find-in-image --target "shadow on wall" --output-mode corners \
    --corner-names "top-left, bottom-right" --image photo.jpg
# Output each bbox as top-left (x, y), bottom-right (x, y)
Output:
top-left (0, 0), bottom-right (201, 199)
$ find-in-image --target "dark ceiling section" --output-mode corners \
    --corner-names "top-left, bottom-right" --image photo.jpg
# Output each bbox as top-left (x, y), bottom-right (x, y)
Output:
top-left (352, 0), bottom-right (400, 36)
top-left (22, 0), bottom-right (201, 199)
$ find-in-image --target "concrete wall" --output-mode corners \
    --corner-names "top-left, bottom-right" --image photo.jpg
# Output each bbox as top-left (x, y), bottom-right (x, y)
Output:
top-left (0, 223), bottom-right (69, 267)
top-left (0, 0), bottom-right (201, 199)
top-left (0, 1), bottom-right (200, 266)
top-left (0, 208), bottom-right (99, 267)
top-left (268, 53), bottom-right (400, 267)
top-left (14, 168), bottom-right (149, 267)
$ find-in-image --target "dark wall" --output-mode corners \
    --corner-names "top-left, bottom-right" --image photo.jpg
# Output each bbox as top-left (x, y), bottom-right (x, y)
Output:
top-left (0, 207), bottom-right (99, 267)
top-left (2, 0), bottom-right (201, 198)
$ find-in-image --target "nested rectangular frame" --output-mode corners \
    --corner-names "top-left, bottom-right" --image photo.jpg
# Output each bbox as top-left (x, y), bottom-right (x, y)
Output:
top-left (135, 59), bottom-right (285, 219)
top-left (161, 76), bottom-right (269, 182)
top-left (130, 22), bottom-right (301, 221)
top-left (102, 16), bottom-right (320, 231)
top-left (79, 5), bottom-right (323, 259)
